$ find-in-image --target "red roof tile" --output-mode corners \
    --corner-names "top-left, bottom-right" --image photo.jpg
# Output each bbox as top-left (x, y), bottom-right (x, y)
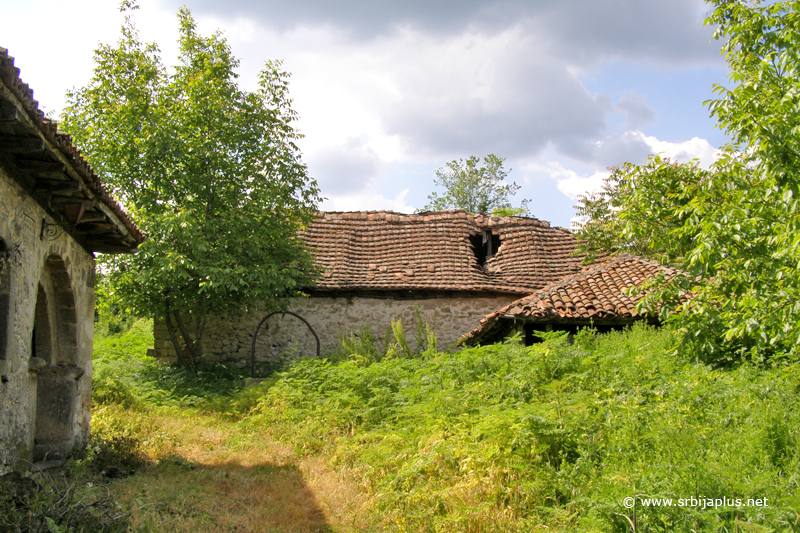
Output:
top-left (302, 210), bottom-right (582, 293)
top-left (459, 255), bottom-right (678, 345)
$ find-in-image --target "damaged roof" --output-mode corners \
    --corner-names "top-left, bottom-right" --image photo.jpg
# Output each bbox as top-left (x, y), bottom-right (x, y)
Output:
top-left (0, 47), bottom-right (143, 253)
top-left (301, 210), bottom-right (582, 294)
top-left (459, 255), bottom-right (678, 345)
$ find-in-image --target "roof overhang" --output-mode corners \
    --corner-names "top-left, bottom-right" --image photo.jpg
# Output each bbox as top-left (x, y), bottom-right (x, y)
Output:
top-left (0, 48), bottom-right (143, 254)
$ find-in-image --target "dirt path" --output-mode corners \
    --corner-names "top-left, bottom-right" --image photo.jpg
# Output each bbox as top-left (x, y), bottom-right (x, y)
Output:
top-left (108, 411), bottom-right (373, 533)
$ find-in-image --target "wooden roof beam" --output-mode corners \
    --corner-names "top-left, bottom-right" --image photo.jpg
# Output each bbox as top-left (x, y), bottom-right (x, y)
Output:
top-left (17, 159), bottom-right (66, 173)
top-left (0, 135), bottom-right (44, 153)
top-left (0, 105), bottom-right (20, 123)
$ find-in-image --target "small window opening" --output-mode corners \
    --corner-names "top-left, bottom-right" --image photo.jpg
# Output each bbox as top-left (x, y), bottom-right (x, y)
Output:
top-left (470, 230), bottom-right (502, 267)
top-left (33, 283), bottom-right (52, 364)
top-left (0, 239), bottom-right (9, 361)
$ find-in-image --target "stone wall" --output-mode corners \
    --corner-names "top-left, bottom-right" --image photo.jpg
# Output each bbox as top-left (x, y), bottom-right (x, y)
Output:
top-left (0, 170), bottom-right (96, 472)
top-left (153, 293), bottom-right (518, 365)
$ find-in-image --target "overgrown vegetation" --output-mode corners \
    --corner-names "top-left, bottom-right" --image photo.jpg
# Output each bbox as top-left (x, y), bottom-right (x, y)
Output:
top-left (251, 325), bottom-right (800, 532)
top-left (85, 319), bottom-right (800, 532)
top-left (332, 309), bottom-right (438, 364)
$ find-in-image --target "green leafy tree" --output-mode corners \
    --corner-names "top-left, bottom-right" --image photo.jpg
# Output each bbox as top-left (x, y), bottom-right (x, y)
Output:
top-left (575, 0), bottom-right (800, 362)
top-left (422, 154), bottom-right (530, 215)
top-left (62, 3), bottom-right (319, 368)
top-left (574, 157), bottom-right (709, 266)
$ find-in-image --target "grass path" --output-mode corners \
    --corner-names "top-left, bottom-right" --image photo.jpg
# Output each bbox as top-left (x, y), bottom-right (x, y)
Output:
top-left (104, 409), bottom-right (373, 533)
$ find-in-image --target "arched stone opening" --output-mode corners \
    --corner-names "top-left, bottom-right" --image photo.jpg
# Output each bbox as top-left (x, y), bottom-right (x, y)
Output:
top-left (0, 238), bottom-right (10, 363)
top-left (251, 311), bottom-right (320, 370)
top-left (32, 254), bottom-right (82, 461)
top-left (250, 311), bottom-right (320, 377)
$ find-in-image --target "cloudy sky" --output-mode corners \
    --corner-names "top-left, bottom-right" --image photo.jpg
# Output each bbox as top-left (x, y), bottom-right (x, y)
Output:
top-left (2, 0), bottom-right (729, 227)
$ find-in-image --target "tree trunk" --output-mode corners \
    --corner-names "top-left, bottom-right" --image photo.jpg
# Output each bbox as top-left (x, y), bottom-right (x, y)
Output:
top-left (174, 311), bottom-right (203, 364)
top-left (164, 310), bottom-right (194, 370)
top-left (194, 316), bottom-right (206, 361)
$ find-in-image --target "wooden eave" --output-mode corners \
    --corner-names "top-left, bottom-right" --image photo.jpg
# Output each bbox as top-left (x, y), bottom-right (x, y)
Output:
top-left (0, 80), bottom-right (139, 254)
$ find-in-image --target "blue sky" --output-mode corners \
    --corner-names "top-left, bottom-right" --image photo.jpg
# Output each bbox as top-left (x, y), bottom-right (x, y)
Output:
top-left (1, 0), bottom-right (729, 227)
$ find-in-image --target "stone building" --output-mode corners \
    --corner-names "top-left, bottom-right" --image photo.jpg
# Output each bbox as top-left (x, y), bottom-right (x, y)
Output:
top-left (152, 210), bottom-right (583, 365)
top-left (458, 255), bottom-right (679, 346)
top-left (0, 48), bottom-right (143, 471)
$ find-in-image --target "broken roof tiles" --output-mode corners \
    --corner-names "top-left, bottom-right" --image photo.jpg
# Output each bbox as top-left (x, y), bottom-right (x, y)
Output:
top-left (459, 255), bottom-right (678, 345)
top-left (300, 210), bottom-right (583, 294)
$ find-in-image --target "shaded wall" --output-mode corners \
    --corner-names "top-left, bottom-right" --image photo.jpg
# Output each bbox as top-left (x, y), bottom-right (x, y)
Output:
top-left (0, 170), bottom-right (95, 471)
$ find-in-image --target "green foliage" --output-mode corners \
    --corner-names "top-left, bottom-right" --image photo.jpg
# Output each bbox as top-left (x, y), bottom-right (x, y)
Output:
top-left (92, 317), bottom-right (255, 415)
top-left (414, 307), bottom-right (438, 354)
top-left (422, 154), bottom-right (530, 215)
top-left (333, 310), bottom-right (438, 365)
top-left (0, 469), bottom-right (129, 533)
top-left (574, 157), bottom-right (708, 266)
top-left (63, 3), bottom-right (319, 366)
top-left (575, 0), bottom-right (800, 363)
top-left (250, 325), bottom-right (800, 532)
top-left (386, 319), bottom-right (413, 358)
top-left (334, 324), bottom-right (383, 364)
top-left (93, 320), bottom-right (800, 531)
top-left (82, 434), bottom-right (148, 477)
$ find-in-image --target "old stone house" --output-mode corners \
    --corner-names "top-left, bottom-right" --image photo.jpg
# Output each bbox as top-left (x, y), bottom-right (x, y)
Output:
top-left (0, 48), bottom-right (143, 471)
top-left (152, 210), bottom-right (584, 364)
top-left (458, 254), bottom-right (679, 346)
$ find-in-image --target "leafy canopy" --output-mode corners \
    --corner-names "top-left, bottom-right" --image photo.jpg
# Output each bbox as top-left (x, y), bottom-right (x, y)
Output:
top-left (422, 154), bottom-right (530, 215)
top-left (62, 3), bottom-right (319, 363)
top-left (575, 0), bottom-right (800, 362)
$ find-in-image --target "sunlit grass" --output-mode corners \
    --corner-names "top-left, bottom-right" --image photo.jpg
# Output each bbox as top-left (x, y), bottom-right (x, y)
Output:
top-left (99, 408), bottom-right (369, 533)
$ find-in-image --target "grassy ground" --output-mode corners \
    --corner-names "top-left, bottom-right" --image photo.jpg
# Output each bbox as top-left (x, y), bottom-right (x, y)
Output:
top-left (87, 319), bottom-right (800, 532)
top-left (91, 319), bottom-right (370, 532)
top-left (94, 405), bottom-right (369, 532)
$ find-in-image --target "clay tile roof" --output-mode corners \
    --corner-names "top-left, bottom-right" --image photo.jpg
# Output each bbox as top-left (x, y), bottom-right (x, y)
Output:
top-left (0, 47), bottom-right (143, 253)
top-left (300, 210), bottom-right (582, 293)
top-left (459, 255), bottom-right (679, 345)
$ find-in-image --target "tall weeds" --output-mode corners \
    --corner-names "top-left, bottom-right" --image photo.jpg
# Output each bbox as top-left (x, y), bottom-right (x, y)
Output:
top-left (334, 308), bottom-right (437, 364)
top-left (251, 324), bottom-right (800, 532)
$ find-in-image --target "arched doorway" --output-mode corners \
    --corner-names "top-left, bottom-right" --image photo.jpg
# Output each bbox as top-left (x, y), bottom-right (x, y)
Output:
top-left (32, 255), bottom-right (82, 461)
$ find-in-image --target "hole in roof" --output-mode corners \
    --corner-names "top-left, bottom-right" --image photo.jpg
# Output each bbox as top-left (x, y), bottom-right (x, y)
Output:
top-left (470, 231), bottom-right (502, 268)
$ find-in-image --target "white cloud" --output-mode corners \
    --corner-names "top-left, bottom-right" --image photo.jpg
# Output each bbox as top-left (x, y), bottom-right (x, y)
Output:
top-left (0, 0), bottom-right (178, 117)
top-left (380, 24), bottom-right (608, 160)
top-left (531, 132), bottom-right (718, 203)
top-left (169, 0), bottom-right (721, 68)
top-left (526, 161), bottom-right (610, 200)
top-left (3, 0), bottom-right (727, 227)
top-left (640, 133), bottom-right (719, 168)
top-left (320, 188), bottom-right (414, 213)
top-left (304, 137), bottom-right (382, 195)
top-left (614, 91), bottom-right (658, 130)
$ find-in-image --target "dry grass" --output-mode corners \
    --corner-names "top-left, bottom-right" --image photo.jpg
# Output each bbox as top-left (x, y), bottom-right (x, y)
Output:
top-left (106, 409), bottom-right (372, 533)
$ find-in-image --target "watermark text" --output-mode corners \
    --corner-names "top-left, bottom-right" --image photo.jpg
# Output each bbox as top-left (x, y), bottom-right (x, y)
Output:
top-left (622, 496), bottom-right (769, 510)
